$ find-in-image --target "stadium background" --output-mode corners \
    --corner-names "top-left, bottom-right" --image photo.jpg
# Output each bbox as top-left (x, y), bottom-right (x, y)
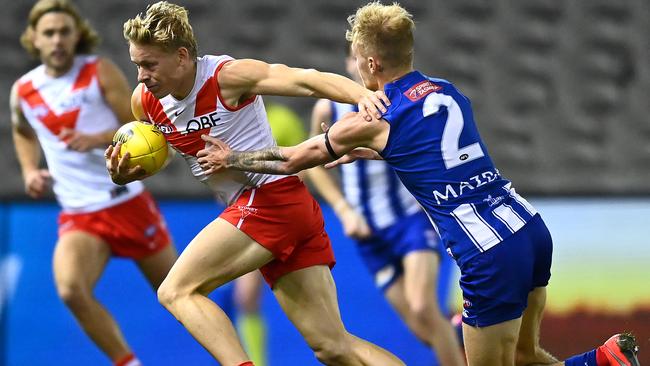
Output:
top-left (0, 0), bottom-right (648, 364)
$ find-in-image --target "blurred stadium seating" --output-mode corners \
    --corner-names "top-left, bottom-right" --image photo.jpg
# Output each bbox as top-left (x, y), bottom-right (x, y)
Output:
top-left (0, 0), bottom-right (648, 198)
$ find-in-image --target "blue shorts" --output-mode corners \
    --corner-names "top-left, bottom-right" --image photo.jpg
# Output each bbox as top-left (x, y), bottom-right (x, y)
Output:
top-left (457, 214), bottom-right (553, 327)
top-left (356, 212), bottom-right (450, 300)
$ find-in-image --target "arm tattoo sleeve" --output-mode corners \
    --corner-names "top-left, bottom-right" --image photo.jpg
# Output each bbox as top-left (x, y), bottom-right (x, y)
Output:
top-left (226, 147), bottom-right (289, 174)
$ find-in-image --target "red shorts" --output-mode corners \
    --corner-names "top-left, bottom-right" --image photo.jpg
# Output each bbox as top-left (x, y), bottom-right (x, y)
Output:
top-left (220, 176), bottom-right (335, 287)
top-left (58, 191), bottom-right (171, 259)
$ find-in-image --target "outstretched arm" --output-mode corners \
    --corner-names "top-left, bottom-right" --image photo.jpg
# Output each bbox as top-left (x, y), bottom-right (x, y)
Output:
top-left (218, 59), bottom-right (389, 120)
top-left (196, 112), bottom-right (389, 176)
top-left (198, 135), bottom-right (327, 176)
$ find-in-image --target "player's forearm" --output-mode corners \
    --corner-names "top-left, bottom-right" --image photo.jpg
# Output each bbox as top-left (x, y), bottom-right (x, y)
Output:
top-left (225, 147), bottom-right (294, 175)
top-left (94, 130), bottom-right (118, 146)
top-left (225, 137), bottom-right (329, 175)
top-left (12, 128), bottom-right (42, 178)
top-left (301, 70), bottom-right (365, 105)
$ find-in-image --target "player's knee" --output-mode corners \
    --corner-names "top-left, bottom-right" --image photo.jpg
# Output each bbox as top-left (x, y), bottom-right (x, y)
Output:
top-left (157, 278), bottom-right (188, 310)
top-left (407, 296), bottom-right (437, 324)
top-left (56, 281), bottom-right (91, 310)
top-left (408, 299), bottom-right (427, 319)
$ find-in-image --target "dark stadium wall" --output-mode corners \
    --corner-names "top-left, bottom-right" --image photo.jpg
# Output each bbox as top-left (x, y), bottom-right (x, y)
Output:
top-left (2, 0), bottom-right (650, 199)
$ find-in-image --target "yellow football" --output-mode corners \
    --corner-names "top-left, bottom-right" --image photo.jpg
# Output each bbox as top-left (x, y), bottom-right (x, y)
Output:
top-left (112, 121), bottom-right (169, 176)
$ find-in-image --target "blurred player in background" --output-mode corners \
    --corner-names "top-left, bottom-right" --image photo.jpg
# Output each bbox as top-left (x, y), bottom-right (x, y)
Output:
top-left (108, 2), bottom-right (403, 365)
top-left (198, 2), bottom-right (640, 366)
top-left (306, 43), bottom-right (465, 366)
top-left (230, 271), bottom-right (267, 366)
top-left (10, 1), bottom-right (177, 366)
top-left (265, 101), bottom-right (307, 147)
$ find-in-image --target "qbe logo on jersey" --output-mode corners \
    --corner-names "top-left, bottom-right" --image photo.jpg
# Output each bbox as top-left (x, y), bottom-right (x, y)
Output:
top-left (185, 112), bottom-right (221, 133)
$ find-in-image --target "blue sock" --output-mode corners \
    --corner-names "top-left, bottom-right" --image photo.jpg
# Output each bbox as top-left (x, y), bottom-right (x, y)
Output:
top-left (565, 349), bottom-right (597, 366)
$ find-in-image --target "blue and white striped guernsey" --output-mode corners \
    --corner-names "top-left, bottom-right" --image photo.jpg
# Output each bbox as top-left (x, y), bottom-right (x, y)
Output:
top-left (379, 71), bottom-right (538, 260)
top-left (331, 102), bottom-right (421, 231)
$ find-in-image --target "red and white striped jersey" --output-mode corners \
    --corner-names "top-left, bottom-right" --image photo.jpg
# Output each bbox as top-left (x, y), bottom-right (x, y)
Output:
top-left (16, 55), bottom-right (143, 213)
top-left (140, 55), bottom-right (286, 204)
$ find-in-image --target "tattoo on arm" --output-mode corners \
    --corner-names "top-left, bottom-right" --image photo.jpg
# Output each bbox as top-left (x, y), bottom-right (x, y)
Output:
top-left (226, 147), bottom-right (289, 174)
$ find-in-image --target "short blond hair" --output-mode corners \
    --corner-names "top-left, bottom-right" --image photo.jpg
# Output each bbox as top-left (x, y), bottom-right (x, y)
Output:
top-left (20, 0), bottom-right (100, 58)
top-left (123, 1), bottom-right (198, 58)
top-left (346, 2), bottom-right (414, 69)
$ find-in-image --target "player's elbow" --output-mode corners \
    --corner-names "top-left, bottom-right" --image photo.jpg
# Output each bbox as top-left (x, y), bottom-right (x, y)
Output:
top-left (296, 68), bottom-right (321, 97)
top-left (13, 124), bottom-right (36, 139)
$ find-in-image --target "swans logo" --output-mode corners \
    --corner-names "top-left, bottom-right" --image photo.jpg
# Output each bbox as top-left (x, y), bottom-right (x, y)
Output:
top-left (236, 205), bottom-right (259, 220)
top-left (145, 112), bottom-right (177, 134)
top-left (156, 123), bottom-right (176, 134)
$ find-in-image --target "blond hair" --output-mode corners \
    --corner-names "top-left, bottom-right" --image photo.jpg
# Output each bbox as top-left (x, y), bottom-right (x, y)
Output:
top-left (346, 2), bottom-right (414, 69)
top-left (20, 0), bottom-right (100, 58)
top-left (123, 1), bottom-right (198, 58)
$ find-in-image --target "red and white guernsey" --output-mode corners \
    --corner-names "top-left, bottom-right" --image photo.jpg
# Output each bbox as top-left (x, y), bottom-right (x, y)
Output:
top-left (16, 55), bottom-right (144, 212)
top-left (141, 55), bottom-right (286, 204)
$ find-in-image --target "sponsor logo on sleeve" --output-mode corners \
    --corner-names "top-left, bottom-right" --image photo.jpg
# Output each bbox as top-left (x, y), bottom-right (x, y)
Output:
top-left (404, 80), bottom-right (441, 101)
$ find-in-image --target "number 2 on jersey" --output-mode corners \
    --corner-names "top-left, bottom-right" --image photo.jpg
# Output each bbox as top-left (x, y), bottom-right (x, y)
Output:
top-left (423, 93), bottom-right (484, 169)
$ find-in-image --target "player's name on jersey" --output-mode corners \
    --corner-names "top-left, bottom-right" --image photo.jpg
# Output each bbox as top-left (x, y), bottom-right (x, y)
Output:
top-left (432, 168), bottom-right (501, 205)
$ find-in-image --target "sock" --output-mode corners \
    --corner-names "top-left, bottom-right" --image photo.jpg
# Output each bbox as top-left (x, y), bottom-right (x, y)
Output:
top-left (564, 349), bottom-right (597, 366)
top-left (238, 313), bottom-right (267, 366)
top-left (114, 353), bottom-right (142, 366)
top-left (238, 362), bottom-right (254, 366)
